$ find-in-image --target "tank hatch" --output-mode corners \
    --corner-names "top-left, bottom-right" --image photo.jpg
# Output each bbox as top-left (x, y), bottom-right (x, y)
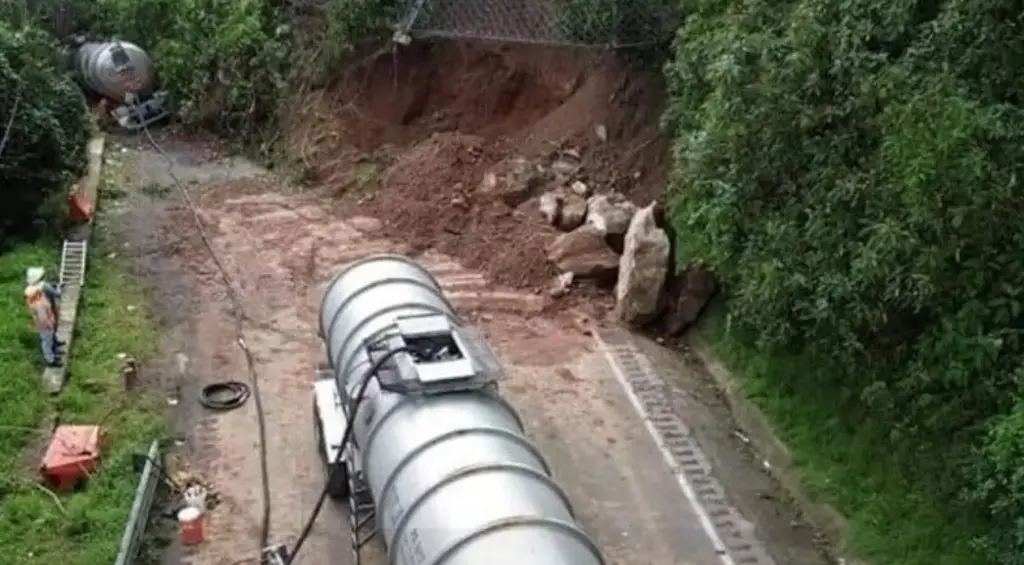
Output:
top-left (371, 313), bottom-right (500, 395)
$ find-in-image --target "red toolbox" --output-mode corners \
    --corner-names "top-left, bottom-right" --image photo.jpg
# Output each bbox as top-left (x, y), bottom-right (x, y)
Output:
top-left (40, 425), bottom-right (102, 492)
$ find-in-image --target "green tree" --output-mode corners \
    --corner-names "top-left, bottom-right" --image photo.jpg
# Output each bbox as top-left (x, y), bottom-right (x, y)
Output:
top-left (554, 0), bottom-right (678, 46)
top-left (663, 0), bottom-right (1024, 561)
top-left (0, 20), bottom-right (89, 244)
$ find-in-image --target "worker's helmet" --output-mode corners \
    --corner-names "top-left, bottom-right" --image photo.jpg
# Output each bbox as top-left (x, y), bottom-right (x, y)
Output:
top-left (26, 267), bottom-right (45, 286)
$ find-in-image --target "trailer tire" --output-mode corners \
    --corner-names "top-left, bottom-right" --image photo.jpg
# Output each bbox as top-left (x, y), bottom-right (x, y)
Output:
top-left (313, 396), bottom-right (350, 499)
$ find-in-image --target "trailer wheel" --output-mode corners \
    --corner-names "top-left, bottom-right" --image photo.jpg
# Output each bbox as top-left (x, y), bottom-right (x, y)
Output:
top-left (313, 396), bottom-right (350, 499)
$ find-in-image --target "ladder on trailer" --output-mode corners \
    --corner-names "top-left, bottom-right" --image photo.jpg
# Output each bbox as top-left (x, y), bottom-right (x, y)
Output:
top-left (348, 465), bottom-right (377, 565)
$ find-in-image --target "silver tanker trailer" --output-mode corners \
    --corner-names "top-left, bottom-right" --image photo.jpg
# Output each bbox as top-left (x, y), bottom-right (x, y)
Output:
top-left (311, 254), bottom-right (606, 565)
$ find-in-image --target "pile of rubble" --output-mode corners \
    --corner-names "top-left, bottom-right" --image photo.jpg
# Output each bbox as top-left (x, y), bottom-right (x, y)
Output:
top-left (480, 148), bottom-right (717, 334)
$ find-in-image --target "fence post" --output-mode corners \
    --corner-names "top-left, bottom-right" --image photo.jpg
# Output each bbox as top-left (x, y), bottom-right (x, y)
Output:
top-left (114, 440), bottom-right (161, 565)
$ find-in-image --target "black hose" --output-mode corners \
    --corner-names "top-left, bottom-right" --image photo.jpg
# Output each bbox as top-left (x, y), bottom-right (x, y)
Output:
top-left (284, 346), bottom-right (409, 565)
top-left (131, 100), bottom-right (273, 552)
top-left (198, 381), bottom-right (251, 411)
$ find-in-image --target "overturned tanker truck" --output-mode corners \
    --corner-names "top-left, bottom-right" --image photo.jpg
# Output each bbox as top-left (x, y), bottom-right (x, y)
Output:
top-left (65, 37), bottom-right (169, 130)
top-left (311, 254), bottom-right (605, 565)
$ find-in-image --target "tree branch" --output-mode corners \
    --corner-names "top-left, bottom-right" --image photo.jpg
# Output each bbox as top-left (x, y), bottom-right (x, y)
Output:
top-left (0, 87), bottom-right (23, 161)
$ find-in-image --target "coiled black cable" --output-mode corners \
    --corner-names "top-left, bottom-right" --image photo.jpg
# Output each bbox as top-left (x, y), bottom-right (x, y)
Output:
top-left (198, 381), bottom-right (252, 411)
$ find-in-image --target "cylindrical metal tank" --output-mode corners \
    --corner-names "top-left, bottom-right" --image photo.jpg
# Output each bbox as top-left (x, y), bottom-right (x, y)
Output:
top-left (319, 254), bottom-right (605, 565)
top-left (73, 41), bottom-right (156, 102)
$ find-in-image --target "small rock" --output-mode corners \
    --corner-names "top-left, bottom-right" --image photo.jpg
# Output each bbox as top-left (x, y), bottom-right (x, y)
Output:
top-left (538, 191), bottom-right (563, 225)
top-left (570, 180), bottom-right (591, 197)
top-left (551, 158), bottom-right (580, 178)
top-left (596, 124), bottom-right (608, 142)
top-left (482, 172), bottom-right (498, 190)
top-left (547, 225), bottom-right (620, 278)
top-left (573, 315), bottom-right (594, 336)
top-left (550, 272), bottom-right (575, 297)
top-left (615, 203), bottom-right (670, 325)
top-left (586, 191), bottom-right (637, 236)
top-left (557, 194), bottom-right (587, 231)
top-left (348, 216), bottom-right (382, 233)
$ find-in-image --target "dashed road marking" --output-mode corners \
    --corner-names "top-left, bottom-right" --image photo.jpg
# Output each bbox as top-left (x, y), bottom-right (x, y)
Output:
top-left (594, 328), bottom-right (776, 565)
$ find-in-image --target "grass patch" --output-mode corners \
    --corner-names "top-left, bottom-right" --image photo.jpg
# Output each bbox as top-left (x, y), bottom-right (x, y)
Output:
top-left (700, 306), bottom-right (986, 565)
top-left (0, 236), bottom-right (167, 565)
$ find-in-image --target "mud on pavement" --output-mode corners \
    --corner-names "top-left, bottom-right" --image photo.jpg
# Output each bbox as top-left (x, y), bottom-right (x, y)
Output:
top-left (104, 131), bottom-right (829, 565)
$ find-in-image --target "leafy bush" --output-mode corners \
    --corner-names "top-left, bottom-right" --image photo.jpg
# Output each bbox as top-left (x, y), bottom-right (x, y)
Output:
top-left (969, 391), bottom-right (1024, 565)
top-left (554, 0), bottom-right (678, 46)
top-left (664, 0), bottom-right (1024, 561)
top-left (0, 20), bottom-right (89, 243)
top-left (323, 0), bottom-right (398, 58)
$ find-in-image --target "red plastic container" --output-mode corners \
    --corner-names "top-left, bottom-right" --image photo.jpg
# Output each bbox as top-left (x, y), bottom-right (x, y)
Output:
top-left (40, 425), bottom-right (102, 492)
top-left (68, 191), bottom-right (95, 224)
top-left (178, 506), bottom-right (206, 545)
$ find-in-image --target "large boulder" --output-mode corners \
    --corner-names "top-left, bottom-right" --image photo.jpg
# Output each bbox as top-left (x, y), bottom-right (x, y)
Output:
top-left (586, 191), bottom-right (637, 236)
top-left (615, 203), bottom-right (670, 325)
top-left (538, 189), bottom-right (588, 231)
top-left (481, 157), bottom-right (545, 207)
top-left (664, 268), bottom-right (718, 335)
top-left (547, 225), bottom-right (620, 278)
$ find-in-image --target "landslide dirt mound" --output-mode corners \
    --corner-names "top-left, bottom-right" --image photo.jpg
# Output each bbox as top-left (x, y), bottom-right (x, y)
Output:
top-left (284, 39), bottom-right (669, 294)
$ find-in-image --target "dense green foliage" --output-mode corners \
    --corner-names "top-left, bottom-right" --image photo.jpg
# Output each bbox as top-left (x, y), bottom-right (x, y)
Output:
top-left (664, 0), bottom-right (1024, 562)
top-left (554, 0), bottom-right (677, 46)
top-left (0, 20), bottom-right (89, 243)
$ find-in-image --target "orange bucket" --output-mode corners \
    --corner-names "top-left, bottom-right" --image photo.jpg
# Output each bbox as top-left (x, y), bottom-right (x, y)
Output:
top-left (178, 506), bottom-right (206, 545)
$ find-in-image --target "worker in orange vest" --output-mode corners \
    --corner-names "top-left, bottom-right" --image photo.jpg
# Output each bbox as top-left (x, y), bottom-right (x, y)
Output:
top-left (25, 267), bottom-right (64, 367)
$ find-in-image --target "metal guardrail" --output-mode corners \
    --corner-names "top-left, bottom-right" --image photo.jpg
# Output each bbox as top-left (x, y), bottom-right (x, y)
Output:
top-left (114, 440), bottom-right (162, 565)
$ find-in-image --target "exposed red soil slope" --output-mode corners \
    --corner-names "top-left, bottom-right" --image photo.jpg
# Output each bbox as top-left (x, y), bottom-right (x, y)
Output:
top-left (283, 40), bottom-right (669, 293)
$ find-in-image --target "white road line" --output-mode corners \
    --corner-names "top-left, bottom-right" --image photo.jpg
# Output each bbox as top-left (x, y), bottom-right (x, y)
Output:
top-left (593, 332), bottom-right (736, 565)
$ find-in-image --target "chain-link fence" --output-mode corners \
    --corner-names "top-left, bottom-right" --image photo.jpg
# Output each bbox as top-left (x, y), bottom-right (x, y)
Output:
top-left (393, 0), bottom-right (679, 47)
top-left (5, 0), bottom-right (678, 48)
